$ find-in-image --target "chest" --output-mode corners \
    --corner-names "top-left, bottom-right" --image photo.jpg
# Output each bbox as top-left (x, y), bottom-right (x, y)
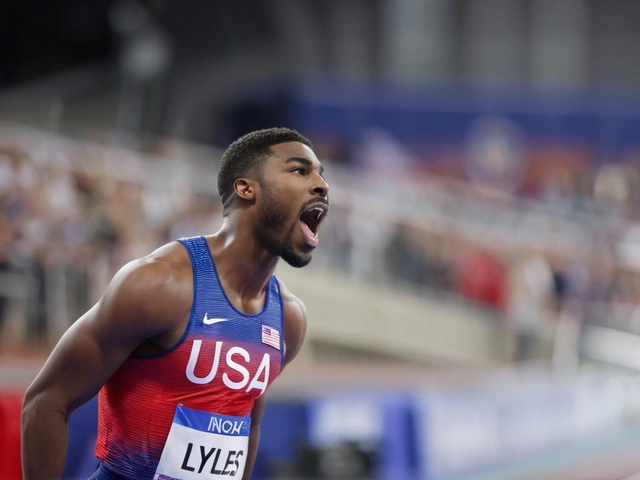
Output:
top-left (183, 333), bottom-right (281, 396)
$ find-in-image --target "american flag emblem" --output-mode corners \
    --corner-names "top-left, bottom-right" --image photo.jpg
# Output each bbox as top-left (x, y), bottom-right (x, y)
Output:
top-left (261, 325), bottom-right (280, 350)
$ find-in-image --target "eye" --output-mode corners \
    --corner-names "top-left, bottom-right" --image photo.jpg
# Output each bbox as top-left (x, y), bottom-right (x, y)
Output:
top-left (292, 167), bottom-right (306, 176)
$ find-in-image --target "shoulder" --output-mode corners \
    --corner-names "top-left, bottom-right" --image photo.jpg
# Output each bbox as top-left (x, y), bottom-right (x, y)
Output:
top-left (107, 241), bottom-right (191, 299)
top-left (276, 276), bottom-right (308, 368)
top-left (278, 277), bottom-right (307, 323)
top-left (98, 241), bottom-right (193, 337)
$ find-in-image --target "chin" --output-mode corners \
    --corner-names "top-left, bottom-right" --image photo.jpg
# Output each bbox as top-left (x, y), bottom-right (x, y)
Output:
top-left (281, 250), bottom-right (312, 268)
top-left (280, 228), bottom-right (314, 267)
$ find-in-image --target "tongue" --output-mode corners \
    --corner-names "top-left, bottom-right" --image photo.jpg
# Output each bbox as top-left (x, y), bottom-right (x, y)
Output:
top-left (300, 221), bottom-right (319, 247)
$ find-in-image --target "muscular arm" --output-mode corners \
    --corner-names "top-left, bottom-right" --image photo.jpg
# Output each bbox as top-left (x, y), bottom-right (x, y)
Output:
top-left (242, 394), bottom-right (266, 480)
top-left (21, 251), bottom-right (189, 479)
top-left (242, 280), bottom-right (308, 479)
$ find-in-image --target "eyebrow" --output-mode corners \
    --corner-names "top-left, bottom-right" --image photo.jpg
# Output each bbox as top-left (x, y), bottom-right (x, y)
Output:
top-left (285, 157), bottom-right (325, 176)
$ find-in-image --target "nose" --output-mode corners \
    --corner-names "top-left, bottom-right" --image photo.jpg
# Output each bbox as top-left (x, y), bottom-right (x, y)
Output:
top-left (312, 173), bottom-right (329, 198)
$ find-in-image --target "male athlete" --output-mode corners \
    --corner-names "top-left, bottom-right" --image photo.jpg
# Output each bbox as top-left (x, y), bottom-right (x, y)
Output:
top-left (21, 127), bottom-right (329, 480)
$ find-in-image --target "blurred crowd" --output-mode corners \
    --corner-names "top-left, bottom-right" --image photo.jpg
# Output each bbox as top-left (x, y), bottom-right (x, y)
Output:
top-left (2, 125), bottom-right (640, 368)
top-left (0, 126), bottom-right (222, 350)
top-left (315, 141), bottom-right (640, 365)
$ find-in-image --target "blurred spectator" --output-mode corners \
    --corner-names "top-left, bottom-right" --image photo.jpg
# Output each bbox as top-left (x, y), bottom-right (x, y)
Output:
top-left (506, 252), bottom-right (555, 362)
top-left (454, 247), bottom-right (508, 313)
top-left (385, 224), bottom-right (428, 287)
top-left (168, 192), bottom-right (222, 240)
top-left (346, 204), bottom-right (394, 284)
top-left (384, 225), bottom-right (453, 291)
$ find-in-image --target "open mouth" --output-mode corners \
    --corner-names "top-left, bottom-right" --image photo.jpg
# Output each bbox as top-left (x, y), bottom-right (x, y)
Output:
top-left (299, 203), bottom-right (329, 247)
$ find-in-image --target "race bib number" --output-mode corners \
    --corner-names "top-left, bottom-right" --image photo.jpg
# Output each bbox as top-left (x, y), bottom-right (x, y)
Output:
top-left (154, 405), bottom-right (251, 480)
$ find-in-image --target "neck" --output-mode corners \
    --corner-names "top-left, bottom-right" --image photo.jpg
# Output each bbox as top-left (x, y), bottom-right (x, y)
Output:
top-left (205, 216), bottom-right (280, 300)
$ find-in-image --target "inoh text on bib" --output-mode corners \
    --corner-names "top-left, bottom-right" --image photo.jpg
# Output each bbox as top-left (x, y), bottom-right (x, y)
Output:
top-left (154, 405), bottom-right (251, 480)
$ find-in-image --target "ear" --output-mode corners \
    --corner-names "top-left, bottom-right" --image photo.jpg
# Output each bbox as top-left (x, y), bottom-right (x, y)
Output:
top-left (233, 178), bottom-right (257, 201)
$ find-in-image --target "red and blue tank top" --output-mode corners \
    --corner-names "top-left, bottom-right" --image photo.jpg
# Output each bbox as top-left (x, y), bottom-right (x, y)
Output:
top-left (94, 236), bottom-right (285, 479)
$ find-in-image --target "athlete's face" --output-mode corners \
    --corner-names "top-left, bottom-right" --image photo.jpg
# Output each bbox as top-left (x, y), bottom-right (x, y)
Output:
top-left (256, 142), bottom-right (329, 267)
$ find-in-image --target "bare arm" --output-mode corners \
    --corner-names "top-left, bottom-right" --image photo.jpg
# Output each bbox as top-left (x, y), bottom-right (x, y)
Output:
top-left (242, 394), bottom-right (266, 480)
top-left (21, 253), bottom-right (188, 479)
top-left (241, 280), bottom-right (308, 479)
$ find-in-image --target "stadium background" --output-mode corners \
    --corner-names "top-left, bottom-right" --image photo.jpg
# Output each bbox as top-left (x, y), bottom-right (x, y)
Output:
top-left (3, 1), bottom-right (640, 478)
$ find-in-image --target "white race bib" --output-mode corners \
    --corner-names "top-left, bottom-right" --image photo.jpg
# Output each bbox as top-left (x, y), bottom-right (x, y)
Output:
top-left (154, 405), bottom-right (251, 480)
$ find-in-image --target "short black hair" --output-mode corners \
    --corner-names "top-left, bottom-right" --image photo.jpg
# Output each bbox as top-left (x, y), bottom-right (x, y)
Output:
top-left (217, 127), bottom-right (313, 211)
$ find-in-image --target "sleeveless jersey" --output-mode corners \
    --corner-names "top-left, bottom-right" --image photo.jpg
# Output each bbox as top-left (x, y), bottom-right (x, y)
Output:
top-left (94, 236), bottom-right (285, 479)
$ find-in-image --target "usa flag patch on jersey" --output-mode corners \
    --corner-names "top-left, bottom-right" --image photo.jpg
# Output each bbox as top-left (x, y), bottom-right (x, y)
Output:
top-left (261, 325), bottom-right (280, 350)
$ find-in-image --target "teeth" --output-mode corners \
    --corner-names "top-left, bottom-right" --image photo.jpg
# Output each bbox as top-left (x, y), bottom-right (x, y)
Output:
top-left (310, 207), bottom-right (324, 221)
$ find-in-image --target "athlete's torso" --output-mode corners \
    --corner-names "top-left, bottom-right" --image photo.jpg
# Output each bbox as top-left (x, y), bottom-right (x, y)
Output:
top-left (94, 236), bottom-right (284, 479)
